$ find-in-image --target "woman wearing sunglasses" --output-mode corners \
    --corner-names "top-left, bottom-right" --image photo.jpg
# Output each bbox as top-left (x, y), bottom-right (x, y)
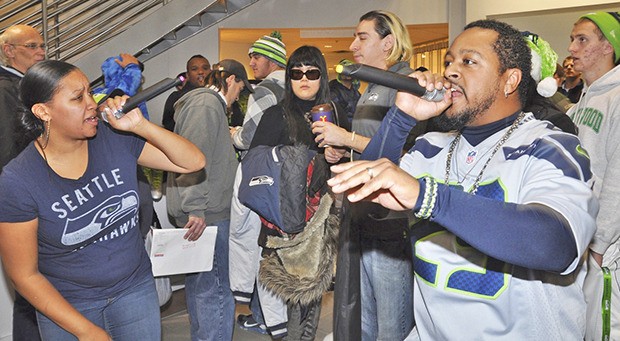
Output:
top-left (249, 45), bottom-right (350, 339)
top-left (250, 45), bottom-right (349, 152)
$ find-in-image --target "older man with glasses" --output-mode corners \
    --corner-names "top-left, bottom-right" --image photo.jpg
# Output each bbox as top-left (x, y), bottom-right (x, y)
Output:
top-left (0, 24), bottom-right (46, 341)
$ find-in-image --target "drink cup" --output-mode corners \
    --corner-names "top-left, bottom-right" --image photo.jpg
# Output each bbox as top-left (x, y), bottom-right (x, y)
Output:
top-left (311, 103), bottom-right (334, 123)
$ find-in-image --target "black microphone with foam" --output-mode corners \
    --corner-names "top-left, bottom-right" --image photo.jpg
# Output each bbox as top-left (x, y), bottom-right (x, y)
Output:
top-left (101, 76), bottom-right (183, 122)
top-left (336, 63), bottom-right (445, 102)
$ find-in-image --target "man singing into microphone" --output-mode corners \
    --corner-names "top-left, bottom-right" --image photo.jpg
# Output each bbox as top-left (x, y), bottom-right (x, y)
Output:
top-left (328, 19), bottom-right (597, 339)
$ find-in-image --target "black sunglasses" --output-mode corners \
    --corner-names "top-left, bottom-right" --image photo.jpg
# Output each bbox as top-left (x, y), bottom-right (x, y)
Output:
top-left (290, 69), bottom-right (321, 81)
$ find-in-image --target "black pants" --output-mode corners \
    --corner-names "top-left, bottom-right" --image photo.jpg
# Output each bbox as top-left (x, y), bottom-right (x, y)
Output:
top-left (13, 292), bottom-right (41, 341)
top-left (284, 300), bottom-right (322, 341)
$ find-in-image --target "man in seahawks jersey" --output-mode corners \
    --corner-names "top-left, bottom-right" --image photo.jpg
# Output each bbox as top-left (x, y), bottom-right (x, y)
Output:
top-left (328, 19), bottom-right (597, 339)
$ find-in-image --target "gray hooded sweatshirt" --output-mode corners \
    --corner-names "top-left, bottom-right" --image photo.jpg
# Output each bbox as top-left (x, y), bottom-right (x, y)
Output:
top-left (166, 87), bottom-right (238, 226)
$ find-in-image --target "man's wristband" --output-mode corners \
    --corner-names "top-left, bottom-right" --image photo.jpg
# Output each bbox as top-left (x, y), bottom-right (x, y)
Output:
top-left (414, 176), bottom-right (438, 220)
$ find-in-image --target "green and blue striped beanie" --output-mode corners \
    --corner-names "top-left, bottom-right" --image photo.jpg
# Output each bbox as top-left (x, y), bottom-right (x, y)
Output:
top-left (248, 31), bottom-right (287, 68)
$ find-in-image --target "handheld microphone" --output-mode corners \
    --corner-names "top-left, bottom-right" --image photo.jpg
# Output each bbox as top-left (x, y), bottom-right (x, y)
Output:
top-left (101, 77), bottom-right (183, 122)
top-left (336, 63), bottom-right (445, 102)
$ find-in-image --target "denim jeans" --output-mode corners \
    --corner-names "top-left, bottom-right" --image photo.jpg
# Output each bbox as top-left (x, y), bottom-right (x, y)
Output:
top-left (250, 289), bottom-right (264, 324)
top-left (360, 236), bottom-right (414, 341)
top-left (185, 219), bottom-right (234, 341)
top-left (36, 274), bottom-right (160, 340)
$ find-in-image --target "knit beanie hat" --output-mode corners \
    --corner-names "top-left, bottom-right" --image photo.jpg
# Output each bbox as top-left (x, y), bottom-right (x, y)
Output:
top-left (581, 12), bottom-right (620, 63)
top-left (248, 31), bottom-right (287, 68)
top-left (523, 32), bottom-right (558, 98)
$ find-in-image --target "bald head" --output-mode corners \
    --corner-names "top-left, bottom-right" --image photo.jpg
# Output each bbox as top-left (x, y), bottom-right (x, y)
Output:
top-left (0, 25), bottom-right (46, 73)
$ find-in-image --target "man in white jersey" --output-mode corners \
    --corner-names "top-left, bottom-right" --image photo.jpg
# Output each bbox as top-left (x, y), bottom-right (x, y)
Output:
top-left (565, 11), bottom-right (620, 341)
top-left (328, 19), bottom-right (597, 339)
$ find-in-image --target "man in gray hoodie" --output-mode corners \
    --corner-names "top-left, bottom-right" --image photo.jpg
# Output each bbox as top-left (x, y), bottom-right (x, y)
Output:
top-left (166, 59), bottom-right (251, 341)
top-left (566, 11), bottom-right (620, 341)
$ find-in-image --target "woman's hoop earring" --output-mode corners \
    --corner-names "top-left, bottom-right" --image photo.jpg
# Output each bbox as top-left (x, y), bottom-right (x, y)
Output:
top-left (40, 120), bottom-right (50, 150)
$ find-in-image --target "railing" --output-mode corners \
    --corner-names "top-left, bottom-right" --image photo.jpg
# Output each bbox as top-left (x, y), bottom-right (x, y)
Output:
top-left (0, 0), bottom-right (168, 61)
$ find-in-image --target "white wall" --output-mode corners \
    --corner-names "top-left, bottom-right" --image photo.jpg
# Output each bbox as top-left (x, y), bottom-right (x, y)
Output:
top-left (0, 1), bottom-right (449, 339)
top-left (466, 0), bottom-right (620, 64)
top-left (1, 0), bottom-right (617, 339)
top-left (466, 0), bottom-right (620, 22)
top-left (137, 0), bottom-right (449, 127)
top-left (140, 0), bottom-right (620, 126)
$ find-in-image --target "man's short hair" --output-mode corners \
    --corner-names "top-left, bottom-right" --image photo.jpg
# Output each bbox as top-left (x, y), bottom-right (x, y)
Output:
top-left (464, 19), bottom-right (533, 107)
top-left (577, 12), bottom-right (620, 63)
top-left (0, 27), bottom-right (16, 66)
top-left (186, 54), bottom-right (210, 71)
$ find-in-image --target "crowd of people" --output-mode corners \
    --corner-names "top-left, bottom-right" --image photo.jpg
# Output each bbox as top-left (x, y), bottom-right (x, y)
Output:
top-left (0, 6), bottom-right (618, 341)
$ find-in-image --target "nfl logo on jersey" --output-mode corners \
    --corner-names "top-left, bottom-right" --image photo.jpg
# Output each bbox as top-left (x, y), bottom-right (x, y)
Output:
top-left (466, 150), bottom-right (477, 164)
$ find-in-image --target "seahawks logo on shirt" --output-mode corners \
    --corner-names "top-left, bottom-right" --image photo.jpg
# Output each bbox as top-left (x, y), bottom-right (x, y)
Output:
top-left (61, 190), bottom-right (138, 246)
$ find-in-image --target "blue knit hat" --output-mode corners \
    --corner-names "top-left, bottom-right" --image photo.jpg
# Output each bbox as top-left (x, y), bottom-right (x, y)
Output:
top-left (248, 31), bottom-right (287, 68)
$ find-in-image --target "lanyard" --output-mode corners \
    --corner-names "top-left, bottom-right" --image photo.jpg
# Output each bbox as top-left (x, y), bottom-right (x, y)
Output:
top-left (602, 266), bottom-right (611, 341)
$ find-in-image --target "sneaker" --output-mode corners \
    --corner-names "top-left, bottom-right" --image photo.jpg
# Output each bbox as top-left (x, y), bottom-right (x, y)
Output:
top-left (236, 314), bottom-right (268, 335)
top-left (151, 189), bottom-right (163, 201)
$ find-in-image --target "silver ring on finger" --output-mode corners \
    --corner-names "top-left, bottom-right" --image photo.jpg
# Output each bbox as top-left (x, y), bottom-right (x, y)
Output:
top-left (366, 167), bottom-right (374, 179)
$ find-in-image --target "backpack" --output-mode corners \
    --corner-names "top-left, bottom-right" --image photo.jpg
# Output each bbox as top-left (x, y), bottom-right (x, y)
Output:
top-left (238, 144), bottom-right (329, 234)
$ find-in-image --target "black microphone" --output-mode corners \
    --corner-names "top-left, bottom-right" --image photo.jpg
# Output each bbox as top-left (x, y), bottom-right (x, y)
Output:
top-left (101, 77), bottom-right (183, 122)
top-left (336, 63), bottom-right (445, 102)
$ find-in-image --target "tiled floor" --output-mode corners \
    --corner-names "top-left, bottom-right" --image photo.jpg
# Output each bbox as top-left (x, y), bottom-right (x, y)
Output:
top-left (160, 278), bottom-right (333, 340)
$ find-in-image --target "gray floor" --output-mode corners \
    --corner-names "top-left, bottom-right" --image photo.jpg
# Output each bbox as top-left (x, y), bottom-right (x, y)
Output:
top-left (160, 280), bottom-right (333, 341)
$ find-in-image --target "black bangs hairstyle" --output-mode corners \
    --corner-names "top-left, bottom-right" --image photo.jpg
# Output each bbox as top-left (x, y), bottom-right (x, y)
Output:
top-left (284, 45), bottom-right (330, 104)
top-left (282, 45), bottom-right (331, 145)
top-left (19, 60), bottom-right (78, 142)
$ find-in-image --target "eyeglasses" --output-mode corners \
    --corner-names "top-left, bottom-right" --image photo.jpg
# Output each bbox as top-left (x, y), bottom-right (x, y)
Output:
top-left (290, 69), bottom-right (321, 81)
top-left (10, 43), bottom-right (46, 50)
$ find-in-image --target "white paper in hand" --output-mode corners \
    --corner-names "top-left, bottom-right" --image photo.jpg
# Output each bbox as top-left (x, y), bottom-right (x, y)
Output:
top-left (146, 226), bottom-right (218, 277)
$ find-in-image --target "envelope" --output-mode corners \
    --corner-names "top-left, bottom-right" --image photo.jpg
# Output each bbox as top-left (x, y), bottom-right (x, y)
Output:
top-left (146, 226), bottom-right (218, 277)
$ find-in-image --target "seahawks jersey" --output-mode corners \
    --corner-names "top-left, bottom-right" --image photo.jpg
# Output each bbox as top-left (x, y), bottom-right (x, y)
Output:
top-left (401, 112), bottom-right (597, 340)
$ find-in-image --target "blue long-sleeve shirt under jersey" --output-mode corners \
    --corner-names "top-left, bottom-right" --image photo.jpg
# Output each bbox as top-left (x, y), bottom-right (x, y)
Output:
top-left (361, 105), bottom-right (576, 273)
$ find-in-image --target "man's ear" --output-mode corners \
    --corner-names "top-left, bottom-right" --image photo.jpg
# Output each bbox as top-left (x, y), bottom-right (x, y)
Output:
top-left (1, 44), bottom-right (15, 59)
top-left (504, 68), bottom-right (522, 96)
top-left (31, 103), bottom-right (51, 122)
top-left (603, 40), bottom-right (615, 59)
top-left (226, 74), bottom-right (236, 87)
top-left (382, 34), bottom-right (395, 53)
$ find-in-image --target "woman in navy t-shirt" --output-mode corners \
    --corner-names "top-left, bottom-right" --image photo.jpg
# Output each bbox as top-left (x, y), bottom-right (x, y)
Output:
top-left (0, 60), bottom-right (204, 340)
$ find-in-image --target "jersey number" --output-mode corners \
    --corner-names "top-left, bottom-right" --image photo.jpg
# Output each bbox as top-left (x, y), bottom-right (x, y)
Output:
top-left (413, 180), bottom-right (509, 299)
top-left (414, 243), bottom-right (509, 299)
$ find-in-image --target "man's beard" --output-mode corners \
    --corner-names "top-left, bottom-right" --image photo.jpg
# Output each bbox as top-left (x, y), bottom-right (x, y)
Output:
top-left (430, 87), bottom-right (497, 131)
top-left (431, 108), bottom-right (478, 132)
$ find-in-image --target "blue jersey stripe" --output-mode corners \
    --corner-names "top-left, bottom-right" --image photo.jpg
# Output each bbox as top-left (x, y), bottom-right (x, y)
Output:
top-left (503, 135), bottom-right (591, 182)
top-left (412, 138), bottom-right (444, 159)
